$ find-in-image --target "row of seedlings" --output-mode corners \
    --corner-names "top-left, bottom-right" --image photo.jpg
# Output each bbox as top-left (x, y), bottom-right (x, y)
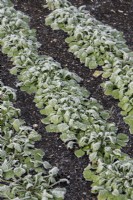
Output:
top-left (0, 1), bottom-right (133, 199)
top-left (45, 0), bottom-right (133, 134)
top-left (0, 81), bottom-right (67, 199)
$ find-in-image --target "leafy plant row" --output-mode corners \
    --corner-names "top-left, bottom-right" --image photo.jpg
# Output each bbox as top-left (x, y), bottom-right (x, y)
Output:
top-left (0, 1), bottom-right (133, 199)
top-left (0, 81), bottom-right (67, 199)
top-left (45, 0), bottom-right (133, 134)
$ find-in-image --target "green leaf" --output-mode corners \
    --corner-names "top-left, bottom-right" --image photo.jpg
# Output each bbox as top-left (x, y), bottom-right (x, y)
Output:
top-left (40, 105), bottom-right (54, 115)
top-left (57, 123), bottom-right (69, 132)
top-left (102, 81), bottom-right (114, 95)
top-left (112, 89), bottom-right (119, 99)
top-left (46, 124), bottom-right (59, 132)
top-left (74, 121), bottom-right (87, 131)
top-left (50, 115), bottom-right (60, 124)
top-left (89, 60), bottom-right (98, 69)
top-left (14, 167), bottom-right (26, 177)
top-left (49, 98), bottom-right (57, 107)
top-left (98, 190), bottom-right (109, 200)
top-left (28, 132), bottom-right (41, 141)
top-left (49, 167), bottom-right (59, 176)
top-left (113, 149), bottom-right (122, 156)
top-left (117, 133), bottom-right (129, 147)
top-left (100, 46), bottom-right (105, 53)
top-left (10, 67), bottom-right (18, 75)
top-left (89, 152), bottom-right (97, 161)
top-left (14, 143), bottom-right (22, 152)
top-left (69, 45), bottom-right (79, 52)
top-left (100, 111), bottom-right (110, 119)
top-left (64, 111), bottom-right (70, 123)
top-left (83, 167), bottom-right (96, 181)
top-left (26, 183), bottom-right (33, 189)
top-left (65, 36), bottom-right (75, 43)
top-left (51, 188), bottom-right (66, 199)
top-left (41, 117), bottom-right (50, 124)
top-left (91, 142), bottom-right (101, 151)
top-left (33, 149), bottom-right (44, 160)
top-left (74, 149), bottom-right (85, 158)
top-left (86, 46), bottom-right (94, 54)
top-left (124, 115), bottom-right (133, 134)
top-left (12, 119), bottom-right (22, 132)
top-left (5, 170), bottom-right (14, 179)
top-left (51, 22), bottom-right (59, 30)
top-left (117, 133), bottom-right (129, 142)
top-left (112, 189), bottom-right (119, 196)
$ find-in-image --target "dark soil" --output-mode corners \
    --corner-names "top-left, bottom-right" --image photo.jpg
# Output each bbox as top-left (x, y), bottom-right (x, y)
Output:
top-left (0, 0), bottom-right (133, 200)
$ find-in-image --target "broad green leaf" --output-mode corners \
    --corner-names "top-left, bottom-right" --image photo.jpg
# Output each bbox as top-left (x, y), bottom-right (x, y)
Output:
top-left (98, 190), bottom-right (109, 200)
top-left (51, 188), bottom-right (66, 199)
top-left (40, 105), bottom-right (54, 115)
top-left (112, 189), bottom-right (119, 196)
top-left (10, 67), bottom-right (18, 75)
top-left (91, 141), bottom-right (101, 151)
top-left (28, 132), bottom-right (41, 141)
top-left (57, 123), bottom-right (69, 132)
top-left (46, 124), bottom-right (59, 132)
top-left (49, 167), bottom-right (59, 176)
top-left (14, 143), bottom-right (22, 152)
top-left (41, 117), bottom-right (50, 124)
top-left (83, 167), bottom-right (96, 181)
top-left (50, 115), bottom-right (60, 124)
top-left (86, 46), bottom-right (94, 54)
top-left (12, 119), bottom-right (22, 132)
top-left (64, 110), bottom-right (70, 123)
top-left (74, 149), bottom-right (85, 158)
top-left (5, 170), bottom-right (14, 179)
top-left (89, 60), bottom-right (98, 69)
top-left (14, 167), bottom-right (26, 177)
top-left (89, 152), bottom-right (97, 161)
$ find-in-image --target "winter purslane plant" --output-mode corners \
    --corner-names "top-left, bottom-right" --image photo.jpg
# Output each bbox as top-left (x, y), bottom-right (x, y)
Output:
top-left (44, 0), bottom-right (71, 10)
top-left (45, 0), bottom-right (133, 134)
top-left (0, 1), bottom-right (133, 199)
top-left (0, 81), bottom-right (67, 199)
top-left (0, 0), bottom-right (128, 165)
top-left (84, 159), bottom-right (133, 200)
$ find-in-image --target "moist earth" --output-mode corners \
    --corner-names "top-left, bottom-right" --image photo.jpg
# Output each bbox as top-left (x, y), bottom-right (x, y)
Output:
top-left (0, 0), bottom-right (133, 200)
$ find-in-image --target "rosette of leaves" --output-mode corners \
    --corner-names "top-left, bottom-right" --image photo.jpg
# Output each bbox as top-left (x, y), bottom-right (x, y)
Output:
top-left (0, 83), bottom-right (20, 129)
top-left (0, 33), bottom-right (40, 58)
top-left (0, 5), bottom-right (40, 77)
top-left (45, 1), bottom-right (131, 71)
top-left (45, 0), bottom-right (131, 69)
top-left (45, 0), bottom-right (133, 133)
top-left (84, 159), bottom-right (133, 200)
top-left (78, 131), bottom-right (128, 167)
top-left (45, 5), bottom-right (90, 33)
top-left (0, 0), bottom-right (129, 161)
top-left (65, 25), bottom-right (128, 70)
top-left (0, 6), bottom-right (30, 37)
top-left (17, 55), bottom-right (62, 93)
top-left (0, 81), bottom-right (16, 101)
top-left (45, 0), bottom-right (71, 10)
top-left (0, 83), bottom-right (67, 199)
top-left (0, 1), bottom-right (132, 198)
top-left (0, 0), bottom-right (12, 8)
top-left (33, 68), bottom-right (129, 165)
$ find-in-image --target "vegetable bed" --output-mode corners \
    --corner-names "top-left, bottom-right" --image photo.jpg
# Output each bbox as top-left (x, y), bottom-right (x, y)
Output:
top-left (0, 0), bottom-right (133, 200)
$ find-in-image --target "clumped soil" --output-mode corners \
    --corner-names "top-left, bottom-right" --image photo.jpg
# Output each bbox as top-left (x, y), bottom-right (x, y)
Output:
top-left (0, 0), bottom-right (133, 200)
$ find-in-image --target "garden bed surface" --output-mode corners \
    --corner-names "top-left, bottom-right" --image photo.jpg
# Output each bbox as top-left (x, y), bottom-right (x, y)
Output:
top-left (0, 0), bottom-right (133, 199)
